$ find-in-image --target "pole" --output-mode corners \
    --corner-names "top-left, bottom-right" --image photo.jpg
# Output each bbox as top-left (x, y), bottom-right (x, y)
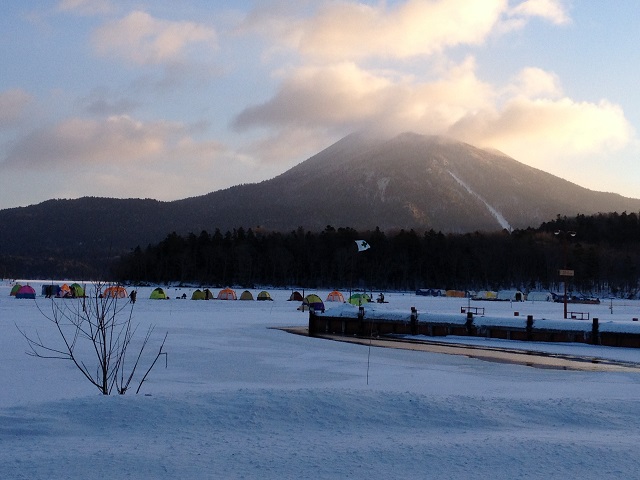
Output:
top-left (555, 230), bottom-right (576, 319)
top-left (563, 276), bottom-right (568, 319)
top-left (562, 234), bottom-right (568, 319)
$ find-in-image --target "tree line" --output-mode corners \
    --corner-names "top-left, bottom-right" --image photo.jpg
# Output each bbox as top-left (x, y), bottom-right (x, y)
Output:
top-left (113, 212), bottom-right (640, 296)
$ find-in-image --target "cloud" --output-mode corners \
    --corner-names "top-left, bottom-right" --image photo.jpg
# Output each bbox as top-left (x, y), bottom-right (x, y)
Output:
top-left (448, 97), bottom-right (633, 168)
top-left (233, 62), bottom-right (394, 130)
top-left (0, 89), bottom-right (33, 129)
top-left (503, 67), bottom-right (562, 100)
top-left (232, 51), bottom-right (632, 176)
top-left (241, 127), bottom-right (336, 167)
top-left (509, 0), bottom-right (570, 25)
top-left (246, 0), bottom-right (569, 61)
top-left (233, 58), bottom-right (494, 135)
top-left (4, 115), bottom-right (180, 168)
top-left (57, 0), bottom-right (114, 16)
top-left (0, 115), bottom-right (273, 206)
top-left (79, 88), bottom-right (140, 116)
top-left (259, 0), bottom-right (508, 60)
top-left (92, 11), bottom-right (217, 65)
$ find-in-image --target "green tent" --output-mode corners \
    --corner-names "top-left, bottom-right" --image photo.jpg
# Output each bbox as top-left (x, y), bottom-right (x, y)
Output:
top-left (240, 290), bottom-right (254, 300)
top-left (191, 289), bottom-right (205, 300)
top-left (348, 293), bottom-right (371, 306)
top-left (10, 284), bottom-right (22, 296)
top-left (150, 287), bottom-right (167, 299)
top-left (70, 283), bottom-right (85, 297)
top-left (257, 291), bottom-right (273, 301)
top-left (203, 289), bottom-right (214, 300)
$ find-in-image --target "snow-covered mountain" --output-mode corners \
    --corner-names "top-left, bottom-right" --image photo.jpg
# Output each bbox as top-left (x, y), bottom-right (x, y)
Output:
top-left (1, 131), bottom-right (639, 262)
top-left (177, 131), bottom-right (640, 233)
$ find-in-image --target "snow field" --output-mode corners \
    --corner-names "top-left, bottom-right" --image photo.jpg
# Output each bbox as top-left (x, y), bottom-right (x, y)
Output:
top-left (2, 283), bottom-right (640, 479)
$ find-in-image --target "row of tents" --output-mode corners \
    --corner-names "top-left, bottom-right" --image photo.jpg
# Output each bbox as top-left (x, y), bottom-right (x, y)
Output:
top-left (156, 288), bottom-right (363, 304)
top-left (416, 288), bottom-right (554, 302)
top-left (10, 283), bottom-right (128, 299)
top-left (11, 283), bottom-right (372, 308)
top-left (11, 283), bottom-right (88, 299)
top-left (150, 287), bottom-right (372, 313)
top-left (166, 288), bottom-right (275, 301)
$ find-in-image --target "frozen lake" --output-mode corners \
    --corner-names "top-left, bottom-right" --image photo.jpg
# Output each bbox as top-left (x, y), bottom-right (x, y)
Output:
top-left (2, 281), bottom-right (640, 479)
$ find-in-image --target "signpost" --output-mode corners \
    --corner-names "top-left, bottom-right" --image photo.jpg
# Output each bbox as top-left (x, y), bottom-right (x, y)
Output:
top-left (555, 230), bottom-right (577, 319)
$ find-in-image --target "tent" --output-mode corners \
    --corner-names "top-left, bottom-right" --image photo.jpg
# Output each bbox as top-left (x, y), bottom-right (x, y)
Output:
top-left (497, 290), bottom-right (524, 302)
top-left (41, 284), bottom-right (60, 297)
top-left (10, 284), bottom-right (22, 296)
top-left (150, 287), bottom-right (167, 300)
top-left (301, 294), bottom-right (324, 312)
top-left (446, 290), bottom-right (466, 298)
top-left (527, 291), bottom-right (553, 302)
top-left (103, 286), bottom-right (127, 299)
top-left (257, 291), bottom-right (273, 301)
top-left (217, 288), bottom-right (237, 300)
top-left (203, 289), bottom-right (215, 300)
top-left (70, 283), bottom-right (85, 298)
top-left (240, 290), bottom-right (254, 301)
top-left (58, 283), bottom-right (72, 298)
top-left (473, 291), bottom-right (497, 301)
top-left (326, 290), bottom-right (345, 302)
top-left (348, 293), bottom-right (371, 306)
top-left (191, 289), bottom-right (205, 300)
top-left (288, 291), bottom-right (303, 301)
top-left (15, 285), bottom-right (36, 299)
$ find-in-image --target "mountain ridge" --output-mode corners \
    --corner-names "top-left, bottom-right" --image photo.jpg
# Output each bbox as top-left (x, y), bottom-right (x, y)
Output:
top-left (1, 131), bottom-right (639, 275)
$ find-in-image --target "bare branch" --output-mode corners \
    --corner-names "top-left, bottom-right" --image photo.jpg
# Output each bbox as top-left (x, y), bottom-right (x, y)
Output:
top-left (136, 332), bottom-right (168, 394)
top-left (18, 281), bottom-right (167, 395)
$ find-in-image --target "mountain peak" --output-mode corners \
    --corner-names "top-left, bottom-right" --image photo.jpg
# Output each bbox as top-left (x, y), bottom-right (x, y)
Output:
top-left (1, 132), bottom-right (639, 263)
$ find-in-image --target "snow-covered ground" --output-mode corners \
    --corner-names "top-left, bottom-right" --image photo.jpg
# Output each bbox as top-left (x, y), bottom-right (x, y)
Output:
top-left (2, 281), bottom-right (640, 479)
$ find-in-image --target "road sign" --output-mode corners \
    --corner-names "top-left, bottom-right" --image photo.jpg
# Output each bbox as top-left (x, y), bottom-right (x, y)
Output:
top-left (559, 269), bottom-right (574, 277)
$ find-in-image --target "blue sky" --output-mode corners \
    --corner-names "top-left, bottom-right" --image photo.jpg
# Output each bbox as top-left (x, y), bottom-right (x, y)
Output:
top-left (1, 0), bottom-right (638, 210)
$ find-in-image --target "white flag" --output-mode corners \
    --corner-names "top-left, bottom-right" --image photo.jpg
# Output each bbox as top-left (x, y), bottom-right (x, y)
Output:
top-left (355, 240), bottom-right (370, 252)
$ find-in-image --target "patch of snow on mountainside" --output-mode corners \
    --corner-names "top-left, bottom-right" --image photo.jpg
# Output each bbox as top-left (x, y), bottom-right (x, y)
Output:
top-left (377, 177), bottom-right (390, 201)
top-left (448, 171), bottom-right (512, 231)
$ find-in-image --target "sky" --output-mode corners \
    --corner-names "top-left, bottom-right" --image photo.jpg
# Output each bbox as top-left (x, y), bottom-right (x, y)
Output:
top-left (1, 0), bottom-right (639, 210)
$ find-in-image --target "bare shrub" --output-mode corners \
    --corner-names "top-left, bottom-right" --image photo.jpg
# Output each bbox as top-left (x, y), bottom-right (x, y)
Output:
top-left (18, 282), bottom-right (167, 395)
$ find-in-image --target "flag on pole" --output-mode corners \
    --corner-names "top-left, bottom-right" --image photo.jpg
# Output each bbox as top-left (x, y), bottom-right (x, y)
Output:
top-left (355, 240), bottom-right (370, 252)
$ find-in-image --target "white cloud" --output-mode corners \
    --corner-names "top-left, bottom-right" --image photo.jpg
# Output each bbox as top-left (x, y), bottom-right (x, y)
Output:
top-left (448, 97), bottom-right (633, 169)
top-left (0, 114), bottom-right (256, 204)
top-left (504, 67), bottom-right (562, 100)
top-left (57, 0), bottom-right (113, 16)
top-left (0, 89), bottom-right (33, 129)
top-left (509, 0), bottom-right (570, 25)
top-left (4, 115), bottom-right (180, 168)
top-left (232, 53), bottom-right (633, 178)
top-left (234, 62), bottom-right (394, 130)
top-left (233, 58), bottom-right (495, 135)
top-left (264, 0), bottom-right (509, 60)
top-left (92, 11), bottom-right (217, 65)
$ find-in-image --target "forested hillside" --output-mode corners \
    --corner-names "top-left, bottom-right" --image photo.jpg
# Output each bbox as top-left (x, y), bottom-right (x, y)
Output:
top-left (112, 212), bottom-right (640, 296)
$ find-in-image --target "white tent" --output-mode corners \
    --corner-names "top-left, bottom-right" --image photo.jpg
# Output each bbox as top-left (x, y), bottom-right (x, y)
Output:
top-left (497, 290), bottom-right (524, 301)
top-left (527, 291), bottom-right (553, 302)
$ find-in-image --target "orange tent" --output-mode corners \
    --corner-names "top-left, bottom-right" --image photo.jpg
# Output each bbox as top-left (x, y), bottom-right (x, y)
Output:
top-left (217, 287), bottom-right (237, 300)
top-left (326, 290), bottom-right (345, 302)
top-left (103, 286), bottom-right (128, 298)
top-left (59, 283), bottom-right (72, 297)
